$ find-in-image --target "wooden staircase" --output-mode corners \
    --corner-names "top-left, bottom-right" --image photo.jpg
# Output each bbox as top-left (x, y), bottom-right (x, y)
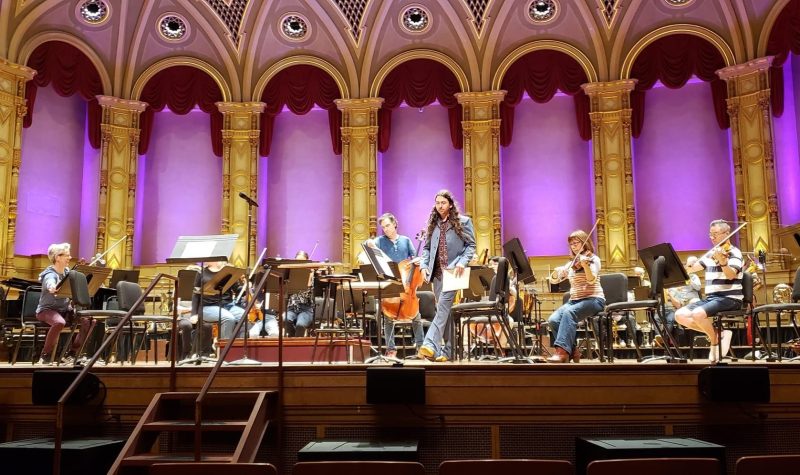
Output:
top-left (109, 390), bottom-right (276, 475)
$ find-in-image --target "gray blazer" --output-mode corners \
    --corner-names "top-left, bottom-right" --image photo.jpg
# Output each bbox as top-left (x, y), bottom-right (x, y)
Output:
top-left (420, 215), bottom-right (477, 282)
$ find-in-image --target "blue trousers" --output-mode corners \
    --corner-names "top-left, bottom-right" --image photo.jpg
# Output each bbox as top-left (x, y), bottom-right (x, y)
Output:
top-left (547, 297), bottom-right (605, 354)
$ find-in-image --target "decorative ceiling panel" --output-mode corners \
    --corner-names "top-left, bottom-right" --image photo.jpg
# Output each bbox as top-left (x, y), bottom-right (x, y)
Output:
top-left (331, 0), bottom-right (368, 43)
top-left (204, 0), bottom-right (248, 46)
top-left (598, 0), bottom-right (621, 29)
top-left (464, 0), bottom-right (490, 35)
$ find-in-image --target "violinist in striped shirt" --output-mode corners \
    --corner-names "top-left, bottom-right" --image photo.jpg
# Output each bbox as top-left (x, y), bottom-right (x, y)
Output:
top-left (676, 219), bottom-right (744, 363)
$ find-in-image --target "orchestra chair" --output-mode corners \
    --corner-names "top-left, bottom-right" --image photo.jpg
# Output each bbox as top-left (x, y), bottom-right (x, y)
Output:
top-left (392, 290), bottom-right (435, 358)
top-left (10, 286), bottom-right (49, 364)
top-left (735, 454), bottom-right (800, 475)
top-left (439, 459), bottom-right (574, 475)
top-left (113, 280), bottom-right (173, 364)
top-left (712, 271), bottom-right (755, 362)
top-left (586, 457), bottom-right (720, 475)
top-left (65, 271), bottom-right (127, 364)
top-left (450, 257), bottom-right (512, 362)
top-left (150, 462), bottom-right (277, 475)
top-left (293, 461), bottom-right (426, 475)
top-left (312, 273), bottom-right (365, 364)
top-left (751, 267), bottom-right (800, 362)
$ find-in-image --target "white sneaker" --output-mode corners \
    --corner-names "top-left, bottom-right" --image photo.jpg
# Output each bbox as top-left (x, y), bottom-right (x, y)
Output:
top-left (708, 345), bottom-right (719, 363)
top-left (720, 330), bottom-right (733, 358)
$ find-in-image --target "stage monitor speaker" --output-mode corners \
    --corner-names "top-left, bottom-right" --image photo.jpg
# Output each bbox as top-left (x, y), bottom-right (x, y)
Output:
top-left (32, 369), bottom-right (102, 405)
top-left (698, 366), bottom-right (770, 403)
top-left (367, 367), bottom-right (424, 405)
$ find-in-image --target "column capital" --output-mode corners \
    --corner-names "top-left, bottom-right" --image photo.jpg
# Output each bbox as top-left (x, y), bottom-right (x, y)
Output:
top-left (97, 95), bottom-right (148, 112)
top-left (215, 101), bottom-right (266, 114)
top-left (455, 90), bottom-right (507, 105)
top-left (716, 57), bottom-right (774, 82)
top-left (335, 98), bottom-right (384, 112)
top-left (0, 58), bottom-right (36, 81)
top-left (581, 79), bottom-right (637, 97)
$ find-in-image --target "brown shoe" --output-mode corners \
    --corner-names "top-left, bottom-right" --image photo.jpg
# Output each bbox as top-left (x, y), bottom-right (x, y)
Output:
top-left (547, 347), bottom-right (570, 363)
top-left (571, 348), bottom-right (582, 363)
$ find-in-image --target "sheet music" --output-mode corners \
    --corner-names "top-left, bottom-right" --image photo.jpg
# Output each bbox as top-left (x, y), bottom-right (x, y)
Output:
top-left (374, 248), bottom-right (395, 279)
top-left (442, 267), bottom-right (470, 292)
top-left (182, 241), bottom-right (216, 259)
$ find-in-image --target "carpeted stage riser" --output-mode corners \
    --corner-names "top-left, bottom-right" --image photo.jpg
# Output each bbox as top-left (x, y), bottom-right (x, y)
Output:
top-left (7, 420), bottom-right (799, 474)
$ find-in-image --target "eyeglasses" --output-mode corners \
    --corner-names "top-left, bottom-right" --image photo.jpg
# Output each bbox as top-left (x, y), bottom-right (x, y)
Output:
top-left (708, 232), bottom-right (724, 238)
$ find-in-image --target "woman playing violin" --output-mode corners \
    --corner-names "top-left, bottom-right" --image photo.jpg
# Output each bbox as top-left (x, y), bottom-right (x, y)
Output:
top-left (546, 230), bottom-right (605, 363)
top-left (676, 219), bottom-right (744, 363)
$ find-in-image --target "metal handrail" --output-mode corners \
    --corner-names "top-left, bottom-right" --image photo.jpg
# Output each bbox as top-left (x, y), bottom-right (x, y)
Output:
top-left (193, 267), bottom-right (271, 461)
top-left (52, 273), bottom-right (178, 475)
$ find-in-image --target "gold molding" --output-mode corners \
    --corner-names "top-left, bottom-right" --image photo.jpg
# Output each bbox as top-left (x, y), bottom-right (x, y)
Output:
top-left (716, 56), bottom-right (774, 81)
top-left (96, 95), bottom-right (148, 112)
top-left (132, 57), bottom-right (232, 102)
top-left (621, 24), bottom-right (736, 79)
top-left (253, 55), bottom-right (350, 102)
top-left (216, 101), bottom-right (266, 114)
top-left (370, 49), bottom-right (470, 97)
top-left (757, 0), bottom-right (792, 57)
top-left (0, 58), bottom-right (36, 80)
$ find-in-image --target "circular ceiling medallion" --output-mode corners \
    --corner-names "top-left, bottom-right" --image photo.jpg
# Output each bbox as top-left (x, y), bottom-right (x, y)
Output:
top-left (158, 14), bottom-right (189, 42)
top-left (527, 0), bottom-right (559, 24)
top-left (280, 13), bottom-right (309, 41)
top-left (400, 5), bottom-right (431, 33)
top-left (77, 0), bottom-right (110, 25)
top-left (664, 0), bottom-right (695, 6)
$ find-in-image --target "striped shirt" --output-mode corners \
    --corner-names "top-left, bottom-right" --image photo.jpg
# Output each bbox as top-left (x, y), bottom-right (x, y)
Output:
top-left (567, 254), bottom-right (605, 301)
top-left (699, 244), bottom-right (744, 300)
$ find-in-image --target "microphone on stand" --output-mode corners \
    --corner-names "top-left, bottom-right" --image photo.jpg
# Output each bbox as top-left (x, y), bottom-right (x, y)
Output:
top-left (238, 192), bottom-right (258, 207)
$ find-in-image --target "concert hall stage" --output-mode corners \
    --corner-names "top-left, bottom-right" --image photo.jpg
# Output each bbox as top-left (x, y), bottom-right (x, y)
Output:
top-left (0, 358), bottom-right (799, 473)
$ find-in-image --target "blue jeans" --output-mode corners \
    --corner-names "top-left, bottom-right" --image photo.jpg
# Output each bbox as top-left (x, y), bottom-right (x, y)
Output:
top-left (285, 304), bottom-right (314, 337)
top-left (202, 304), bottom-right (245, 340)
top-left (421, 275), bottom-right (457, 358)
top-left (547, 297), bottom-right (605, 354)
top-left (384, 315), bottom-right (424, 351)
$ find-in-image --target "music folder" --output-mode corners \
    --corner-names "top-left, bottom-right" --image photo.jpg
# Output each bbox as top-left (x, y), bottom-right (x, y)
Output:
top-left (442, 267), bottom-right (470, 292)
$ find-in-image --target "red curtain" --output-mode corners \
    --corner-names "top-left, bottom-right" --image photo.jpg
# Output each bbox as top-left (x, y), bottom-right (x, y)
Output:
top-left (499, 49), bottom-right (591, 146)
top-left (23, 41), bottom-right (104, 148)
top-left (138, 66), bottom-right (224, 156)
top-left (259, 65), bottom-right (342, 157)
top-left (629, 34), bottom-right (729, 138)
top-left (766, 0), bottom-right (800, 117)
top-left (377, 59), bottom-right (463, 153)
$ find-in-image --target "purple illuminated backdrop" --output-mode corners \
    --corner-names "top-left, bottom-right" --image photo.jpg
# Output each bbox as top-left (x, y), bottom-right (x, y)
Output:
top-left (17, 86), bottom-right (86, 256)
top-left (261, 109), bottom-right (342, 260)
top-left (380, 104), bottom-right (463, 241)
top-left (633, 79), bottom-right (734, 251)
top-left (134, 110), bottom-right (222, 265)
top-left (501, 94), bottom-right (593, 256)
top-left (773, 54), bottom-right (800, 226)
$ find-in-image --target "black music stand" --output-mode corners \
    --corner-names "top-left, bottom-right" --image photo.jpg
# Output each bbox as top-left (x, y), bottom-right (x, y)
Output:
top-left (502, 238), bottom-right (542, 363)
top-left (167, 234), bottom-right (238, 365)
top-left (55, 265), bottom-right (112, 300)
top-left (361, 243), bottom-right (404, 364)
top-left (109, 269), bottom-right (140, 289)
top-left (638, 243), bottom-right (690, 363)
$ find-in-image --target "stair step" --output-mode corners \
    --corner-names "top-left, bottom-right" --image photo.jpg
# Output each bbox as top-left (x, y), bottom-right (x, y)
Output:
top-left (143, 420), bottom-right (248, 432)
top-left (121, 453), bottom-right (232, 466)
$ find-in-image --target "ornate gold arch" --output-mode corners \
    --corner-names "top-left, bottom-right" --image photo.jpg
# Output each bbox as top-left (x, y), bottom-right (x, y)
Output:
top-left (17, 31), bottom-right (113, 95)
top-left (369, 49), bottom-right (470, 98)
top-left (621, 24), bottom-right (736, 79)
top-left (758, 0), bottom-right (793, 57)
top-left (131, 56), bottom-right (232, 102)
top-left (252, 55), bottom-right (350, 101)
top-left (491, 40), bottom-right (599, 90)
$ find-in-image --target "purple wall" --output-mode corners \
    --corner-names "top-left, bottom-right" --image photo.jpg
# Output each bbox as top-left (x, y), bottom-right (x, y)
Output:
top-left (136, 110), bottom-right (222, 264)
top-left (773, 55), bottom-right (800, 226)
top-left (380, 104), bottom-right (464, 240)
top-left (633, 80), bottom-right (734, 250)
top-left (17, 86), bottom-right (86, 255)
top-left (501, 94), bottom-right (593, 256)
top-left (265, 109), bottom-right (342, 260)
top-left (79, 134), bottom-right (100, 259)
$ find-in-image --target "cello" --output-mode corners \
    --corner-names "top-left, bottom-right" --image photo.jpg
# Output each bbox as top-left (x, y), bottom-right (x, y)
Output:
top-left (382, 230), bottom-right (426, 322)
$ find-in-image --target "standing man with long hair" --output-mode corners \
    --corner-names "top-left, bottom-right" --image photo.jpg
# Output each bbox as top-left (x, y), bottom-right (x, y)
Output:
top-left (417, 190), bottom-right (476, 362)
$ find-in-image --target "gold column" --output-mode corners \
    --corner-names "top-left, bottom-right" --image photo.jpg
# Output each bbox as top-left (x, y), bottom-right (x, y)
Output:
top-left (717, 58), bottom-right (782, 266)
top-left (456, 91), bottom-right (506, 256)
top-left (581, 80), bottom-right (638, 269)
top-left (0, 59), bottom-right (35, 274)
top-left (217, 102), bottom-right (264, 268)
top-left (96, 96), bottom-right (147, 268)
top-left (335, 98), bottom-right (382, 265)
